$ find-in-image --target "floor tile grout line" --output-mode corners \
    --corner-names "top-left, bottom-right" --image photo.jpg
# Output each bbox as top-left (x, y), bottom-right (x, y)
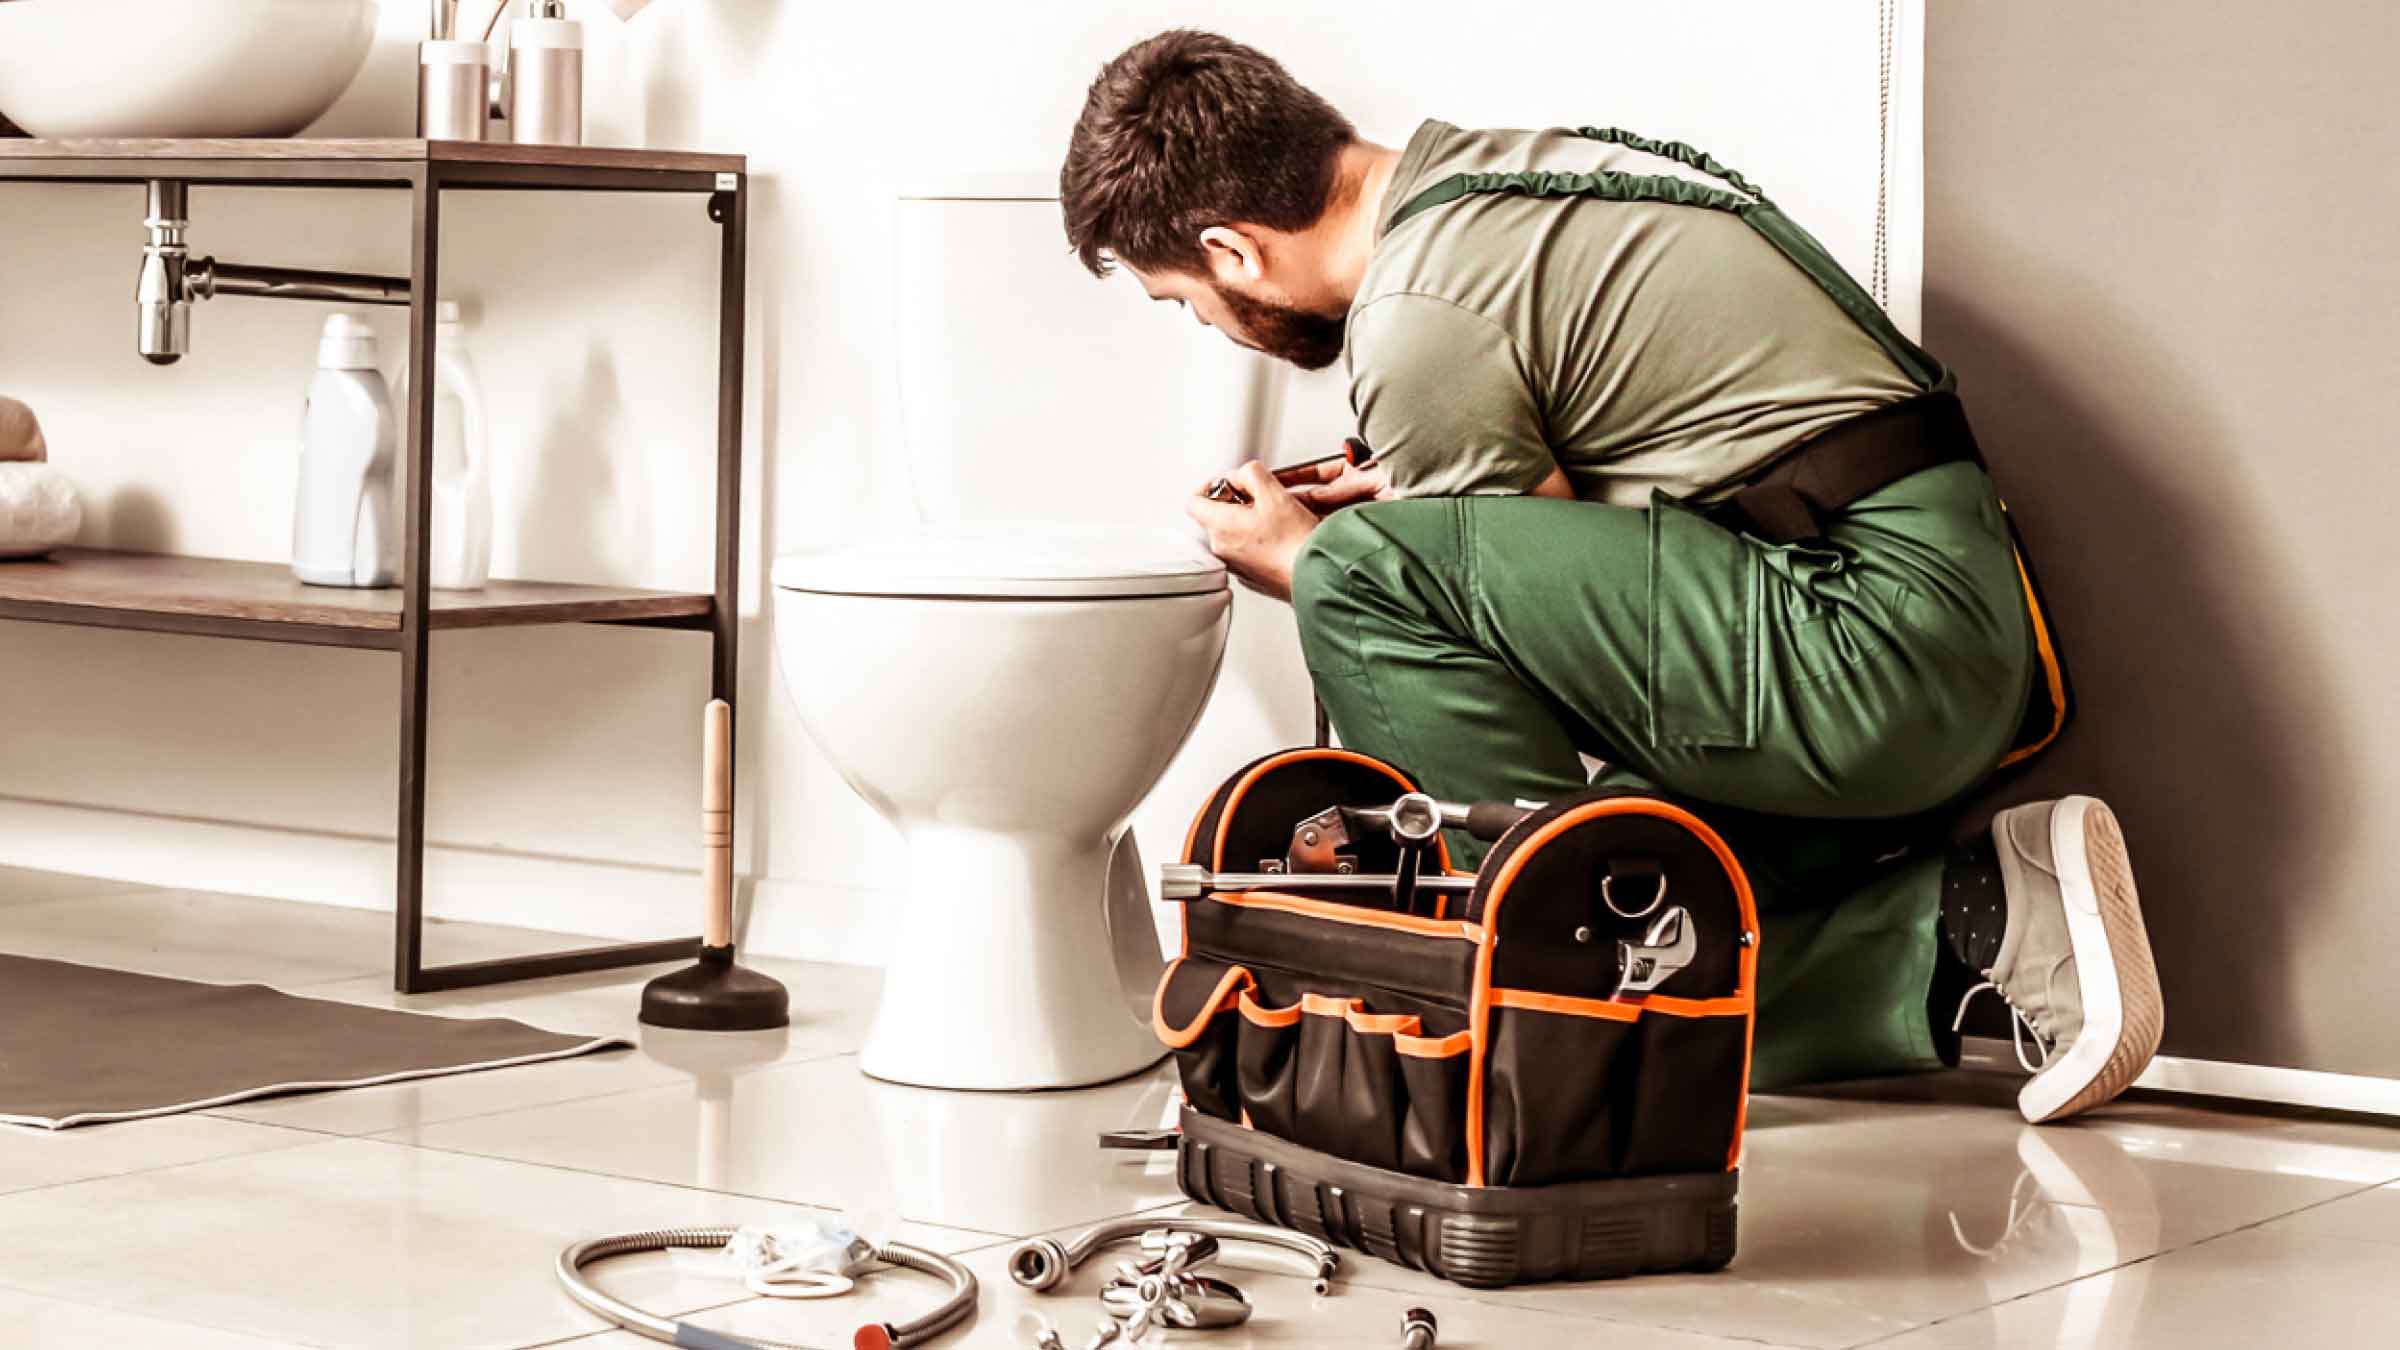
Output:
top-left (0, 1269), bottom-right (327, 1348)
top-left (1836, 1174), bottom-right (2400, 1349)
top-left (0, 1119), bottom-right (332, 1205)
top-left (327, 1131), bottom-right (1024, 1247)
top-left (198, 1043), bottom-right (870, 1138)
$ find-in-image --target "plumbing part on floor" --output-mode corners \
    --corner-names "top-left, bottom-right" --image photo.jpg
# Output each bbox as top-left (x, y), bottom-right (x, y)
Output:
top-left (641, 698), bottom-right (791, 1031)
top-left (293, 313), bottom-right (401, 589)
top-left (1006, 1217), bottom-right (1339, 1298)
top-left (1153, 748), bottom-right (1759, 1286)
top-left (556, 1224), bottom-right (977, 1350)
top-left (1399, 1306), bottom-right (1439, 1350)
top-left (1020, 1222), bottom-right (1338, 1350)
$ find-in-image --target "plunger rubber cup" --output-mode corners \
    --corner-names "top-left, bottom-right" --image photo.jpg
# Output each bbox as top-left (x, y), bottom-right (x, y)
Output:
top-left (639, 944), bottom-right (790, 1031)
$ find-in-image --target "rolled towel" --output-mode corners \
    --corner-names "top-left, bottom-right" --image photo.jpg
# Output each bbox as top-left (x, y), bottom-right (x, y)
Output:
top-left (0, 463), bottom-right (82, 558)
top-left (0, 395), bottom-right (47, 462)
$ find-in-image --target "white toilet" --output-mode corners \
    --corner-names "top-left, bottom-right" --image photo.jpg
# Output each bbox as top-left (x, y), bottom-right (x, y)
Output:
top-left (772, 182), bottom-right (1252, 1091)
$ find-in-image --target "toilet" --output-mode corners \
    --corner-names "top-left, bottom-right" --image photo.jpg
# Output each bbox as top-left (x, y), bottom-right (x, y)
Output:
top-left (771, 181), bottom-right (1251, 1091)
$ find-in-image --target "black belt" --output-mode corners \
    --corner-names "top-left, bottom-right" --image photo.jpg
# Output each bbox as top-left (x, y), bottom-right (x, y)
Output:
top-left (1706, 391), bottom-right (1982, 544)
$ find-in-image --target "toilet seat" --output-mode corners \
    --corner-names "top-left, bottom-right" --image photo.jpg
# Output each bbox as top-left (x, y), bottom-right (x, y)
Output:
top-left (773, 524), bottom-right (1226, 600)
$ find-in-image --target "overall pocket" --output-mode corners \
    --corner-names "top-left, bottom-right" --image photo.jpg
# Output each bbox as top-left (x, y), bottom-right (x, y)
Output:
top-left (1152, 957), bottom-right (1253, 1122)
top-left (1480, 994), bottom-right (1641, 1187)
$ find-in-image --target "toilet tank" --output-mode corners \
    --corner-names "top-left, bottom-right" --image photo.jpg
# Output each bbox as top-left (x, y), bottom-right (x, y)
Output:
top-left (892, 183), bottom-right (1263, 532)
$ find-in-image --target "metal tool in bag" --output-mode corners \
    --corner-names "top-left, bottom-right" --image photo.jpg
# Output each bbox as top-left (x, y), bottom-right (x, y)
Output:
top-left (1163, 788), bottom-right (1699, 994)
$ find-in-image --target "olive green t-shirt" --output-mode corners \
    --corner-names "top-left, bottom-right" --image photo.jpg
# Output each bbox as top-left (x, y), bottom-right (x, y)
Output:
top-left (1346, 122), bottom-right (1917, 508)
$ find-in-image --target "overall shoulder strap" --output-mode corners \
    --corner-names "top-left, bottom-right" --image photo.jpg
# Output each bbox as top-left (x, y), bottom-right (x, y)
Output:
top-left (1385, 126), bottom-right (1947, 391)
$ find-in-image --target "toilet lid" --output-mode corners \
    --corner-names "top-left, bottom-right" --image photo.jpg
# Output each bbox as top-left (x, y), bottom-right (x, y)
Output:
top-left (772, 524), bottom-right (1228, 599)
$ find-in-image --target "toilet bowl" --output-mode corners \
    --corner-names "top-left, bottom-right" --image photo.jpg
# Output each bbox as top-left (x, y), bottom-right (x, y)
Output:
top-left (775, 525), bottom-right (1229, 1089)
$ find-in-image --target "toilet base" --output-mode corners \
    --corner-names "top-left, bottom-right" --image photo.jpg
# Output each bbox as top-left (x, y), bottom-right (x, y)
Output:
top-left (859, 825), bottom-right (1168, 1091)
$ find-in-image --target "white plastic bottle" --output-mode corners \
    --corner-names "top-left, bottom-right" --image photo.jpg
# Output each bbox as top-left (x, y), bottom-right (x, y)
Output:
top-left (293, 314), bottom-right (398, 588)
top-left (396, 301), bottom-right (491, 590)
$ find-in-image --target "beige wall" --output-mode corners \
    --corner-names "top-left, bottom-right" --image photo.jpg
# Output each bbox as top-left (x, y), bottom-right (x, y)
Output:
top-left (1929, 3), bottom-right (2400, 1074)
top-left (2, 4), bottom-right (1921, 965)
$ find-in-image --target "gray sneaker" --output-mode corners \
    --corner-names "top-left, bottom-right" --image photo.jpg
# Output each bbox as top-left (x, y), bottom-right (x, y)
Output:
top-left (1955, 796), bottom-right (2165, 1123)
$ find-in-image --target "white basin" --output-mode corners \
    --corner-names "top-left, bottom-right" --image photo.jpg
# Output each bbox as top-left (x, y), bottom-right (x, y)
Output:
top-left (0, 0), bottom-right (380, 139)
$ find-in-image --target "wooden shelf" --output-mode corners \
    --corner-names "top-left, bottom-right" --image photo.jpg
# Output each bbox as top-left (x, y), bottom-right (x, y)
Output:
top-left (0, 138), bottom-right (742, 190)
top-left (0, 548), bottom-right (712, 649)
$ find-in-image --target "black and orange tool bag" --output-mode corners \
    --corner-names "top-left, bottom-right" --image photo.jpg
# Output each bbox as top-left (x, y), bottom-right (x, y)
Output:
top-left (1151, 747), bottom-right (1759, 1288)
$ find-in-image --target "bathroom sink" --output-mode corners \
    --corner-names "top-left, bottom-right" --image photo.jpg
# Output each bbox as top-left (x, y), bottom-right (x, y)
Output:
top-left (0, 0), bottom-right (379, 139)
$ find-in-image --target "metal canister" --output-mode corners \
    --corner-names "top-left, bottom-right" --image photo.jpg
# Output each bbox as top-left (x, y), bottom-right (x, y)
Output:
top-left (417, 39), bottom-right (491, 141)
top-left (509, 1), bottom-right (584, 147)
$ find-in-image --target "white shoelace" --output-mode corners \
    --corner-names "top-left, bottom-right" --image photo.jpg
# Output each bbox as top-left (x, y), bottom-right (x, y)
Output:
top-left (1953, 980), bottom-right (2054, 1074)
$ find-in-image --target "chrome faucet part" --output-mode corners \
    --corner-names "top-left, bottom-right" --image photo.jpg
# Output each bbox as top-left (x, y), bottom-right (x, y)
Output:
top-left (1007, 1216), bottom-right (1338, 1297)
top-left (134, 180), bottom-right (414, 362)
top-left (137, 180), bottom-right (191, 365)
top-left (1159, 863), bottom-right (1475, 904)
top-left (1615, 904), bottom-right (1698, 997)
top-left (1400, 1306), bottom-right (1439, 1350)
top-left (1099, 1271), bottom-right (1252, 1332)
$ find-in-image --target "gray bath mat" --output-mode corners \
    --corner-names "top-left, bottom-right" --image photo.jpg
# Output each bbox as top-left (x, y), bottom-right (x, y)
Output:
top-left (0, 954), bottom-right (628, 1129)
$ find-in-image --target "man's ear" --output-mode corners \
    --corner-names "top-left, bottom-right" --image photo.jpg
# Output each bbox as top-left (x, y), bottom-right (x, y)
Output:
top-left (1197, 226), bottom-right (1265, 284)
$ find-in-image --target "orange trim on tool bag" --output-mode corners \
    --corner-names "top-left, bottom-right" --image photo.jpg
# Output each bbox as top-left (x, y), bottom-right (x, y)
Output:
top-left (1996, 541), bottom-right (2068, 769)
top-left (1238, 990), bottom-right (1303, 1028)
top-left (1212, 889), bottom-right (1483, 943)
top-left (1394, 1028), bottom-right (1474, 1058)
top-left (1298, 993), bottom-right (1426, 1037)
top-left (1488, 988), bottom-right (1641, 1022)
top-left (1207, 748), bottom-right (1453, 874)
top-left (1489, 988), bottom-right (1754, 1021)
top-left (1151, 961), bottom-right (1255, 1049)
top-left (1464, 798), bottom-right (1762, 1186)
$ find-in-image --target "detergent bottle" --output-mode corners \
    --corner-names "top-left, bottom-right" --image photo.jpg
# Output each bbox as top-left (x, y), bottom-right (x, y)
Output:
top-left (293, 313), bottom-right (398, 588)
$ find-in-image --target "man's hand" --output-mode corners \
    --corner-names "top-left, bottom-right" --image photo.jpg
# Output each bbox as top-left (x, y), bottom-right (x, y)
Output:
top-left (1288, 456), bottom-right (1392, 515)
top-left (1186, 460), bottom-right (1323, 600)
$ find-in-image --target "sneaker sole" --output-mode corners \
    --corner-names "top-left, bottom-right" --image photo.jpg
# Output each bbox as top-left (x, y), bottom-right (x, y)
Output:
top-left (2019, 797), bottom-right (2166, 1123)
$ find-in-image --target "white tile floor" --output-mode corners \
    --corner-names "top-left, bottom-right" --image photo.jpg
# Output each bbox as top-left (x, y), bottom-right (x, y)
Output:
top-left (4, 863), bottom-right (2400, 1348)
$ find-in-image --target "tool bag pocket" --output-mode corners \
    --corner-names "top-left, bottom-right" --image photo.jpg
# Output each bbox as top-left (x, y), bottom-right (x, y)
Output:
top-left (1153, 956), bottom-right (1252, 1122)
top-left (1232, 987), bottom-right (1474, 1183)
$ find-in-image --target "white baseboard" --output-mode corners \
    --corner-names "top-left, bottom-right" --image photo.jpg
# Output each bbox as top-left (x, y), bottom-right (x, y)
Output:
top-left (0, 794), bottom-right (895, 968)
top-left (1962, 1036), bottom-right (2400, 1119)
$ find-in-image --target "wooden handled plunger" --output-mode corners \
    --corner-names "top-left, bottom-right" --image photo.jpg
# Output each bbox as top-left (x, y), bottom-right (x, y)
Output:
top-left (638, 699), bottom-right (790, 1031)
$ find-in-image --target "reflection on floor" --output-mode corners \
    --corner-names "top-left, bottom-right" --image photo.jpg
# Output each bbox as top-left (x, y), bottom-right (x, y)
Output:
top-left (2, 864), bottom-right (2398, 1348)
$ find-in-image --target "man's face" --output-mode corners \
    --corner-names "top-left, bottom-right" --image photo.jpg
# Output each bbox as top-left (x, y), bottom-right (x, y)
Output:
top-left (1130, 266), bottom-right (1349, 372)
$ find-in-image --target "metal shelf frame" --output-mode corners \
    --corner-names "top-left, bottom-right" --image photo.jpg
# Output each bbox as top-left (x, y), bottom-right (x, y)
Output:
top-left (0, 142), bottom-right (748, 993)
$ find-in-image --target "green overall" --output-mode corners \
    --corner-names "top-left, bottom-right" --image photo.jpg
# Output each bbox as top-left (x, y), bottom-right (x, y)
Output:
top-left (1294, 129), bottom-right (2035, 1089)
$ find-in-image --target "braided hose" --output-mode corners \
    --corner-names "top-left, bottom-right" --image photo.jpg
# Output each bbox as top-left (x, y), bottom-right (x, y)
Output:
top-left (1005, 1215), bottom-right (1339, 1297)
top-left (557, 1227), bottom-right (979, 1350)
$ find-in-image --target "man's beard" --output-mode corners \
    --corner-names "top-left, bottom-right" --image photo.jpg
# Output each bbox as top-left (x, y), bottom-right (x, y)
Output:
top-left (1211, 284), bottom-right (1349, 371)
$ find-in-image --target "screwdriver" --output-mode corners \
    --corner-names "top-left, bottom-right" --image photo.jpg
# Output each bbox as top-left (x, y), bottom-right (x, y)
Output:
top-left (1203, 438), bottom-right (1377, 504)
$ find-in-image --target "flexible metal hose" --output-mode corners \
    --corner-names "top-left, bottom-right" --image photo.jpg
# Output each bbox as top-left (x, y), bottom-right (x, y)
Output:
top-left (557, 1227), bottom-right (979, 1350)
top-left (1005, 1216), bottom-right (1339, 1297)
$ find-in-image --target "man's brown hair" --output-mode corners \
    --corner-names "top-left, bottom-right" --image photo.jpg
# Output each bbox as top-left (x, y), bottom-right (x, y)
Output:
top-left (1060, 30), bottom-right (1356, 279)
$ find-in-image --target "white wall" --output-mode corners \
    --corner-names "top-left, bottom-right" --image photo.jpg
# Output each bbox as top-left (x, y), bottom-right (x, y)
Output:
top-left (0, 0), bottom-right (1921, 966)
